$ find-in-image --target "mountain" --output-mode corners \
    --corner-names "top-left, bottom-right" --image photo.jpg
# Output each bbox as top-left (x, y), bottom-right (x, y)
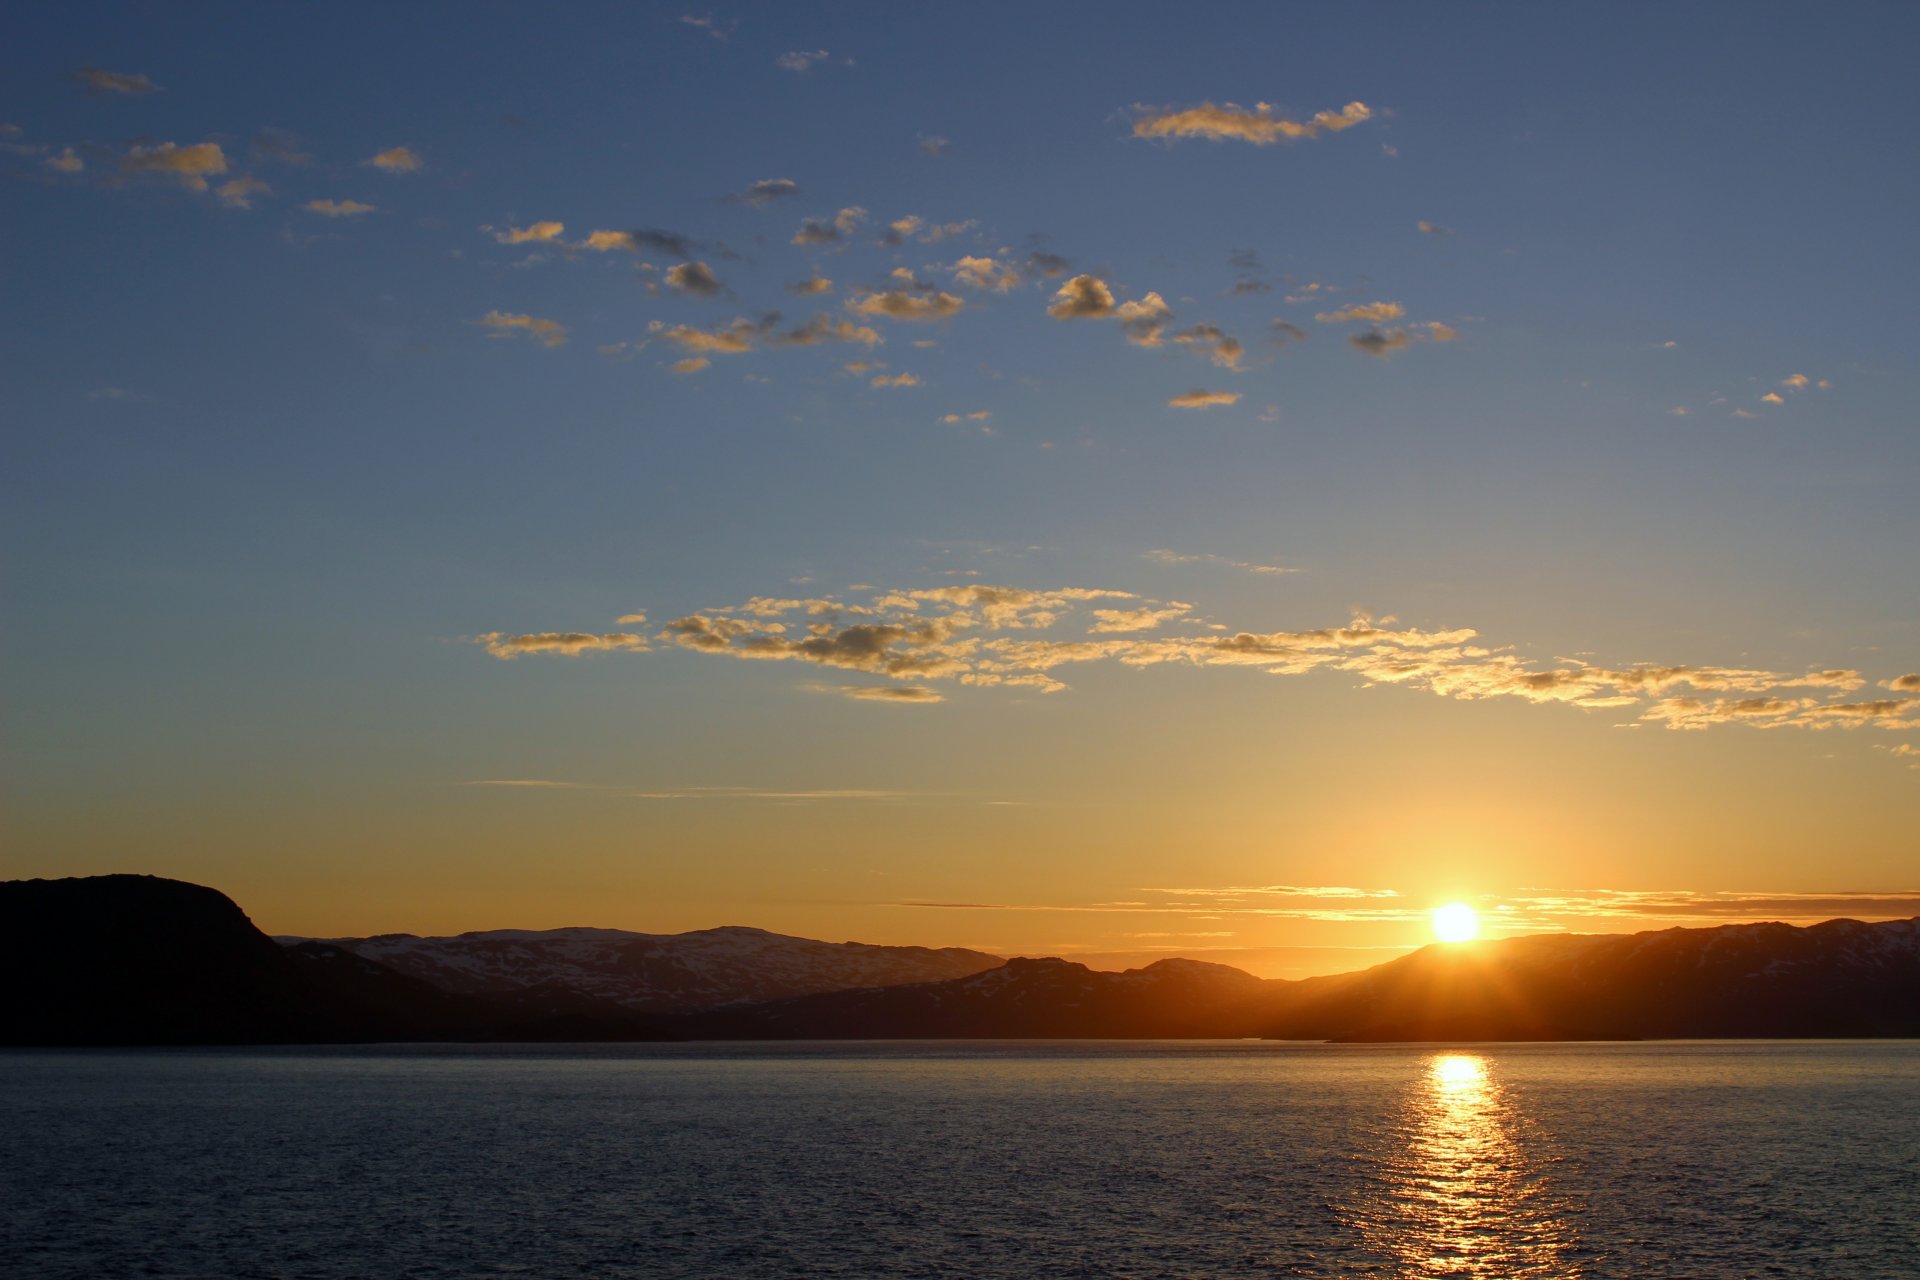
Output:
top-left (682, 955), bottom-right (1281, 1039)
top-left (6, 875), bottom-right (1915, 1044)
top-left (1266, 917), bottom-right (1920, 1041)
top-left (0, 875), bottom-right (668, 1045)
top-left (288, 925), bottom-right (1003, 1012)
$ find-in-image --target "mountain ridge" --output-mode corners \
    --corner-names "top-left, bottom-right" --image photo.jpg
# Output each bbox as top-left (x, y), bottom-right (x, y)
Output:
top-left (6, 875), bottom-right (1917, 1044)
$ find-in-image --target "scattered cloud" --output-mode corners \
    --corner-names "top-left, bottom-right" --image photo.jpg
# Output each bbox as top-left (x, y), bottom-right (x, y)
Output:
top-left (950, 255), bottom-right (1022, 292)
top-left (73, 67), bottom-right (160, 95)
top-left (367, 146), bottom-right (421, 173)
top-left (493, 220), bottom-right (565, 244)
top-left (918, 135), bottom-right (949, 158)
top-left (847, 289), bottom-right (964, 321)
top-left (47, 147), bottom-right (84, 174)
top-left (941, 411), bottom-right (993, 425)
top-left (871, 371), bottom-right (921, 388)
top-left (1417, 220), bottom-right (1452, 238)
top-left (1316, 301), bottom-right (1404, 324)
top-left (792, 206), bottom-right (867, 246)
top-left (582, 228), bottom-right (696, 257)
top-left (844, 685), bottom-right (945, 704)
top-left (306, 198), bottom-right (376, 217)
top-left (732, 177), bottom-right (798, 206)
top-left (1782, 373), bottom-right (1809, 389)
top-left (216, 175), bottom-right (271, 209)
top-left (1132, 100), bottom-right (1372, 145)
top-left (1047, 274), bottom-right (1116, 319)
top-left (122, 141), bottom-right (227, 191)
top-left (777, 49), bottom-right (831, 73)
top-left (1760, 392), bottom-right (1786, 405)
top-left (1145, 549), bottom-right (1297, 576)
top-left (1169, 324), bottom-right (1245, 369)
top-left (678, 14), bottom-right (734, 40)
top-left (1270, 320), bottom-right (1308, 347)
top-left (665, 260), bottom-right (726, 296)
top-left (1882, 674), bottom-right (1920, 692)
top-left (1350, 328), bottom-right (1410, 357)
top-left (476, 631), bottom-right (648, 658)
top-left (1168, 389), bottom-right (1242, 409)
top-left (671, 357), bottom-right (711, 375)
top-left (478, 310), bottom-right (568, 347)
top-left (787, 274), bottom-right (834, 295)
top-left (1090, 604), bottom-right (1192, 633)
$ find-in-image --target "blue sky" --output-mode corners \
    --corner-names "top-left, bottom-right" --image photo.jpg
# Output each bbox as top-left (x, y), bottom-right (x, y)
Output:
top-left (4, 2), bottom-right (1917, 972)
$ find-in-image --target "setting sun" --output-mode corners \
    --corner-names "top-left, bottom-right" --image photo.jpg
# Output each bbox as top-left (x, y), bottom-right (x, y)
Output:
top-left (1432, 903), bottom-right (1480, 943)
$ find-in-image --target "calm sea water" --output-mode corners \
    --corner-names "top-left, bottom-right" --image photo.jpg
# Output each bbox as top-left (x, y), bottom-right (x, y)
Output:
top-left (3, 1041), bottom-right (1916, 1279)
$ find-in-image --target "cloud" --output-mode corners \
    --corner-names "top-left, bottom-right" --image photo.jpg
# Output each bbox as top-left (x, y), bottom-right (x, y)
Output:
top-left (1417, 220), bottom-right (1452, 238)
top-left (777, 49), bottom-right (830, 72)
top-left (1270, 320), bottom-right (1308, 347)
top-left (1132, 100), bottom-right (1372, 145)
top-left (1145, 549), bottom-right (1297, 575)
top-left (847, 289), bottom-right (964, 321)
top-left (1169, 324), bottom-right (1245, 369)
top-left (918, 135), bottom-right (949, 158)
top-left (1168, 390), bottom-right (1242, 409)
top-left (1350, 328), bottom-right (1410, 357)
top-left (788, 275), bottom-right (833, 295)
top-left (1883, 674), bottom-right (1920, 692)
top-left (670, 357), bottom-right (710, 374)
top-left (367, 146), bottom-right (421, 173)
top-left (732, 177), bottom-right (799, 206)
top-left (1024, 251), bottom-right (1071, 278)
top-left (47, 147), bottom-right (85, 174)
top-left (1760, 392), bottom-right (1786, 405)
top-left (871, 372), bottom-right (920, 388)
top-left (1047, 274), bottom-right (1115, 319)
top-left (494, 221), bottom-right (566, 244)
top-left (844, 685), bottom-right (945, 704)
top-left (1090, 604), bottom-right (1192, 633)
top-left (619, 581), bottom-right (1906, 738)
top-left (665, 260), bottom-right (726, 296)
top-left (216, 176), bottom-right (270, 209)
top-left (942, 411), bottom-right (993, 425)
top-left (1115, 294), bottom-right (1173, 346)
top-left (769, 313), bottom-right (882, 347)
top-left (476, 631), bottom-right (649, 658)
top-left (679, 14), bottom-right (734, 40)
top-left (1316, 301), bottom-right (1404, 324)
top-left (73, 67), bottom-right (160, 95)
top-left (479, 310), bottom-right (568, 347)
top-left (949, 256), bottom-right (1022, 292)
top-left (649, 317), bottom-right (762, 354)
top-left (582, 228), bottom-right (696, 257)
top-left (792, 206), bottom-right (867, 246)
top-left (306, 198), bottom-right (376, 217)
top-left (122, 141), bottom-right (227, 191)
top-left (1782, 373), bottom-right (1809, 389)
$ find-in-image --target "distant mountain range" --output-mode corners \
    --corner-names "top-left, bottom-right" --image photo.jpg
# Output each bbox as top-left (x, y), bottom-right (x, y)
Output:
top-left (286, 924), bottom-right (1001, 1012)
top-left (5, 875), bottom-right (1917, 1045)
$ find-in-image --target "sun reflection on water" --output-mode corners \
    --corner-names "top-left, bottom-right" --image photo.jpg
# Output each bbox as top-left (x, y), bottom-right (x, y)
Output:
top-left (1345, 1053), bottom-right (1584, 1277)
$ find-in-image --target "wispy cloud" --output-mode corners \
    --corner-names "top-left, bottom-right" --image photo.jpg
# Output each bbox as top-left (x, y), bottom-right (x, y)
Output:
top-left (367, 146), bottom-right (420, 173)
top-left (581, 228), bottom-right (697, 258)
top-left (73, 67), bottom-right (160, 95)
top-left (731, 177), bottom-right (798, 206)
top-left (122, 141), bottom-right (227, 191)
top-left (1167, 389), bottom-right (1241, 409)
top-left (1145, 549), bottom-right (1298, 575)
top-left (476, 630), bottom-right (647, 657)
top-left (478, 310), bottom-right (568, 348)
top-left (305, 198), bottom-right (376, 218)
top-left (777, 49), bottom-right (831, 73)
top-left (665, 260), bottom-right (726, 297)
top-left (216, 176), bottom-right (270, 209)
top-left (492, 220), bottom-right (565, 244)
top-left (1132, 100), bottom-right (1372, 145)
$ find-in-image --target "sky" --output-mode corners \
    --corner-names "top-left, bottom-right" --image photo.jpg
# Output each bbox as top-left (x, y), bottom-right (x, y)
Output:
top-left (4, 1), bottom-right (1917, 978)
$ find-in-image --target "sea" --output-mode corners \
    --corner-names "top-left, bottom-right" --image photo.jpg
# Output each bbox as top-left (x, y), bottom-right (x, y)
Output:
top-left (3, 1041), bottom-right (1915, 1279)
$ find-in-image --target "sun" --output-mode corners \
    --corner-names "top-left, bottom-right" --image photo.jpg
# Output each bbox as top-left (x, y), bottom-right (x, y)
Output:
top-left (1431, 902), bottom-right (1480, 943)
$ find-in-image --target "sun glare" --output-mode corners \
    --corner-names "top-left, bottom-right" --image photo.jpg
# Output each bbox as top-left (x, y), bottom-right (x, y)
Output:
top-left (1431, 902), bottom-right (1480, 943)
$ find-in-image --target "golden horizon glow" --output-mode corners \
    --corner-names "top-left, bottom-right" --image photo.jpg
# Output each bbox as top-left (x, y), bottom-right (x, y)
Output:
top-left (1431, 902), bottom-right (1480, 944)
